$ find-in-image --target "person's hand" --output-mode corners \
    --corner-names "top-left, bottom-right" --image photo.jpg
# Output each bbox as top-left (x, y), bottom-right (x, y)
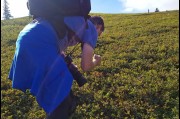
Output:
top-left (93, 54), bottom-right (101, 66)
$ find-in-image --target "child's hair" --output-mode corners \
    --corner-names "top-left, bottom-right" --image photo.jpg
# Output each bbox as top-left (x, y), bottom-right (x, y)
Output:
top-left (89, 16), bottom-right (105, 32)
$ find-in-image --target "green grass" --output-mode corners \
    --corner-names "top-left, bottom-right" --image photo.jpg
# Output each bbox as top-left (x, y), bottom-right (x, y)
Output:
top-left (1, 11), bottom-right (179, 119)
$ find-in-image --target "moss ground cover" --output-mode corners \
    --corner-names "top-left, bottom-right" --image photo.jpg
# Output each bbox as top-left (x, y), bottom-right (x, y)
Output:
top-left (1, 11), bottom-right (179, 119)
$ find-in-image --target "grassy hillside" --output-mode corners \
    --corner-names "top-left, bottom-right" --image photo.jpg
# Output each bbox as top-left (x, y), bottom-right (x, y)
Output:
top-left (1, 10), bottom-right (179, 119)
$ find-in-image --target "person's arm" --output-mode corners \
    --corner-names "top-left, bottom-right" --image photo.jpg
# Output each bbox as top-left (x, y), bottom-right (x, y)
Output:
top-left (81, 43), bottom-right (101, 71)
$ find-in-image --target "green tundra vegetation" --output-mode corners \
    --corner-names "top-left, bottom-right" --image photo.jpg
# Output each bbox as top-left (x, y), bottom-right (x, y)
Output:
top-left (1, 10), bottom-right (179, 119)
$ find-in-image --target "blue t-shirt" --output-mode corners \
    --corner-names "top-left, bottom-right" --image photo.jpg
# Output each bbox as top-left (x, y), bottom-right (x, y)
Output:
top-left (64, 16), bottom-right (98, 49)
top-left (8, 17), bottom-right (98, 114)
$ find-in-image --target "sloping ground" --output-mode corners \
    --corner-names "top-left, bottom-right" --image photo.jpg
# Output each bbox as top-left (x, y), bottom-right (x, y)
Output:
top-left (1, 10), bottom-right (179, 119)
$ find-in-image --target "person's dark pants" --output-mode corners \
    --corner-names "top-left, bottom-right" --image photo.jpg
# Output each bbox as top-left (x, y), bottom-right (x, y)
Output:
top-left (46, 91), bottom-right (77, 119)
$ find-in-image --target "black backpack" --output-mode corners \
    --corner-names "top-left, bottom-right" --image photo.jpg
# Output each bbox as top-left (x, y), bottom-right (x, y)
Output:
top-left (27, 0), bottom-right (91, 39)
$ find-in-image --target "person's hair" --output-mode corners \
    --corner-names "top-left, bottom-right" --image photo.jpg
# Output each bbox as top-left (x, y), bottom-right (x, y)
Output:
top-left (89, 16), bottom-right (105, 32)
